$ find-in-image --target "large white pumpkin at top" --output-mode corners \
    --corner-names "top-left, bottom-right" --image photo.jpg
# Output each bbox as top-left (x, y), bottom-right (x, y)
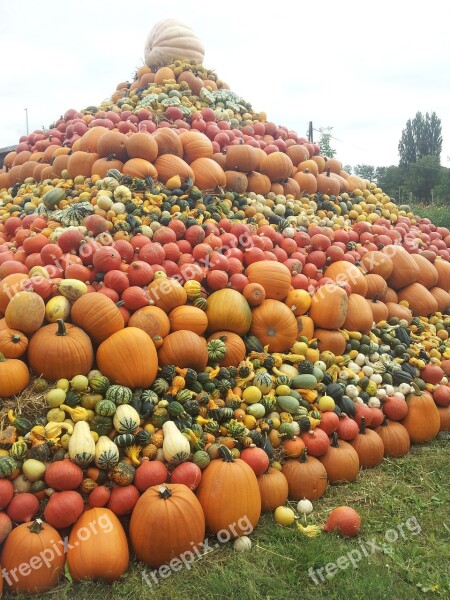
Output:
top-left (144, 19), bottom-right (205, 68)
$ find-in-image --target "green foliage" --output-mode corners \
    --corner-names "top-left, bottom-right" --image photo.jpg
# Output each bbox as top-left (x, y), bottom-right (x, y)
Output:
top-left (343, 164), bottom-right (352, 175)
top-left (317, 127), bottom-right (336, 158)
top-left (377, 165), bottom-right (408, 201)
top-left (398, 111), bottom-right (442, 167)
top-left (406, 155), bottom-right (441, 203)
top-left (354, 164), bottom-right (377, 182)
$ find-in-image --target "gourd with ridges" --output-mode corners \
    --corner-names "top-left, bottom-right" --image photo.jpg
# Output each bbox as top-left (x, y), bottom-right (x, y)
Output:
top-left (69, 421), bottom-right (95, 467)
top-left (162, 421), bottom-right (191, 464)
top-left (113, 405), bottom-right (141, 434)
top-left (106, 385), bottom-right (133, 405)
top-left (94, 436), bottom-right (120, 470)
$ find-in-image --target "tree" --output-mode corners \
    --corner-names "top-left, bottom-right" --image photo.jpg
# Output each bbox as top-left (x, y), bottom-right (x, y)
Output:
top-left (398, 111), bottom-right (442, 167)
top-left (354, 164), bottom-right (377, 182)
top-left (343, 164), bottom-right (352, 175)
top-left (406, 155), bottom-right (441, 203)
top-left (377, 166), bottom-right (408, 202)
top-left (317, 127), bottom-right (336, 158)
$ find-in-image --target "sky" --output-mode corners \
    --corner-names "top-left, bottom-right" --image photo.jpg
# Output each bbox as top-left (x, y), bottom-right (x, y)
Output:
top-left (1, 0), bottom-right (449, 169)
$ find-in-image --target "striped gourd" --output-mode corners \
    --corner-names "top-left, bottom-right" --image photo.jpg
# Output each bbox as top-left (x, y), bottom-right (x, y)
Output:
top-left (95, 399), bottom-right (117, 417)
top-left (0, 456), bottom-right (17, 478)
top-left (94, 436), bottom-right (120, 469)
top-left (106, 385), bottom-right (133, 405)
top-left (113, 405), bottom-right (140, 434)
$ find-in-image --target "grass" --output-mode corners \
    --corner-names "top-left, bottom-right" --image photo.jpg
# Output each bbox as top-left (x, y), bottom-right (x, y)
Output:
top-left (409, 201), bottom-right (450, 228)
top-left (8, 435), bottom-right (450, 600)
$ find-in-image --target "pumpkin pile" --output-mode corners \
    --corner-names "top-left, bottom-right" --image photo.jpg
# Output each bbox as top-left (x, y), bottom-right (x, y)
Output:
top-left (0, 18), bottom-right (450, 594)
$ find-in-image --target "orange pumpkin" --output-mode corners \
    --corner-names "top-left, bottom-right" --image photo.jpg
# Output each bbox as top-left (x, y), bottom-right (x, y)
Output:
top-left (246, 260), bottom-right (292, 301)
top-left (314, 329), bottom-right (347, 355)
top-left (122, 158), bottom-right (158, 179)
top-left (296, 315), bottom-right (315, 340)
top-left (284, 289), bottom-right (312, 316)
top-left (169, 305), bottom-right (208, 335)
top-left (0, 274), bottom-right (27, 313)
top-left (0, 327), bottom-right (28, 358)
top-left (96, 130), bottom-right (129, 162)
top-left (360, 250), bottom-right (394, 278)
top-left (225, 145), bottom-right (260, 173)
top-left (342, 293), bottom-right (374, 333)
top-left (190, 157), bottom-right (226, 190)
top-left (154, 154), bottom-right (194, 184)
top-left (316, 171), bottom-right (340, 196)
top-left (225, 170), bottom-right (248, 193)
top-left (401, 390), bottom-right (440, 443)
top-left (147, 278), bottom-right (187, 313)
top-left (386, 302), bottom-right (413, 324)
top-left (383, 246), bottom-right (420, 290)
top-left (28, 320), bottom-right (94, 381)
top-left (180, 131), bottom-right (213, 163)
top-left (260, 152), bottom-right (293, 182)
top-left (434, 259), bottom-right (450, 291)
top-left (0, 353), bottom-right (30, 397)
top-left (66, 151), bottom-right (100, 179)
top-left (128, 305), bottom-right (170, 338)
top-left (411, 253), bottom-right (439, 289)
top-left (206, 331), bottom-right (246, 367)
top-left (364, 273), bottom-right (387, 300)
top-left (246, 172), bottom-right (271, 194)
top-left (367, 297), bottom-right (389, 323)
top-left (257, 467), bottom-right (289, 513)
top-left (158, 330), bottom-right (208, 371)
top-left (206, 288), bottom-right (252, 336)
top-left (430, 286), bottom-right (450, 312)
top-left (5, 291), bottom-right (45, 334)
top-left (126, 132), bottom-right (158, 162)
top-left (294, 170), bottom-right (318, 194)
top-left (324, 261), bottom-right (368, 296)
top-left (249, 299), bottom-right (298, 352)
top-left (152, 128), bottom-right (183, 157)
top-left (396, 283), bottom-right (438, 317)
top-left (96, 327), bottom-right (158, 388)
top-left (71, 293), bottom-right (125, 346)
top-left (309, 285), bottom-right (349, 329)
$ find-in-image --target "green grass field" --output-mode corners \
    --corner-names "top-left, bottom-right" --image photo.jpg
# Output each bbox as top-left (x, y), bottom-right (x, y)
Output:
top-left (410, 202), bottom-right (450, 229)
top-left (9, 436), bottom-right (449, 600)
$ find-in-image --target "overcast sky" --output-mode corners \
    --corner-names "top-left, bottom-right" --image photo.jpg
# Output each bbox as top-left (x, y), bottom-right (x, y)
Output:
top-left (1, 0), bottom-right (449, 169)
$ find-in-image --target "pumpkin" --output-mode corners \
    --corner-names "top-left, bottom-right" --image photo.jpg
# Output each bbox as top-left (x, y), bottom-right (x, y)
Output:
top-left (122, 158), bottom-right (158, 179)
top-left (384, 246), bottom-right (420, 290)
top-left (126, 132), bottom-right (159, 162)
top-left (324, 261), bottom-right (368, 296)
top-left (206, 331), bottom-right (246, 367)
top-left (67, 151), bottom-right (100, 178)
top-left (260, 152), bottom-right (293, 182)
top-left (206, 288), bottom-right (252, 335)
top-left (130, 483), bottom-right (205, 567)
top-left (386, 302), bottom-right (413, 325)
top-left (128, 305), bottom-right (170, 339)
top-left (309, 285), bottom-right (349, 329)
top-left (44, 490), bottom-right (84, 529)
top-left (243, 282), bottom-right (266, 307)
top-left (384, 287), bottom-right (398, 303)
top-left (0, 353), bottom-right (30, 397)
top-left (296, 315), bottom-right (315, 340)
top-left (67, 507), bottom-right (129, 582)
top-left (0, 327), bottom-right (28, 358)
top-left (225, 170), bottom-right (248, 193)
top-left (158, 330), bottom-right (208, 371)
top-left (154, 154), bottom-right (194, 184)
top-left (225, 144), bottom-right (260, 172)
top-left (5, 290), bottom-right (45, 334)
top-left (319, 433), bottom-right (360, 484)
top-left (360, 251), bottom-right (393, 278)
top-left (434, 259), bottom-right (450, 290)
top-left (411, 253), bottom-right (439, 289)
top-left (374, 418), bottom-right (410, 457)
top-left (323, 506), bottom-right (361, 538)
top-left (364, 274), bottom-right (387, 300)
top-left (0, 273), bottom-right (27, 314)
top-left (44, 459), bottom-right (83, 490)
top-left (349, 417), bottom-right (384, 468)
top-left (246, 260), bottom-right (291, 301)
top-left (383, 395), bottom-right (408, 421)
top-left (246, 172), bottom-right (271, 194)
top-left (342, 293), bottom-right (374, 333)
top-left (196, 445), bottom-right (261, 537)
top-left (401, 389), bottom-right (440, 443)
top-left (0, 519), bottom-right (65, 594)
top-left (181, 131), bottom-right (213, 163)
top-left (249, 299), bottom-right (298, 352)
top-left (169, 305), bottom-right (208, 335)
top-left (437, 406), bottom-right (450, 431)
top-left (257, 467), bottom-right (289, 513)
top-left (281, 448), bottom-right (328, 500)
top-left (190, 157), bottom-right (226, 190)
top-left (430, 287), bottom-right (450, 312)
top-left (368, 297), bottom-right (389, 323)
top-left (396, 283), bottom-right (438, 317)
top-left (314, 328), bottom-right (346, 355)
top-left (144, 19), bottom-right (205, 68)
top-left (71, 293), bottom-right (125, 345)
top-left (28, 319), bottom-right (93, 381)
top-left (147, 277), bottom-right (187, 313)
top-left (284, 289), bottom-right (312, 316)
top-left (97, 328), bottom-right (158, 388)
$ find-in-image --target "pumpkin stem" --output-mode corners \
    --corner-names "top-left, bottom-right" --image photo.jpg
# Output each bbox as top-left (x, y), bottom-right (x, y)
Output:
top-left (10, 334), bottom-right (22, 343)
top-left (372, 294), bottom-right (379, 304)
top-left (410, 382), bottom-right (422, 396)
top-left (360, 416), bottom-right (366, 435)
top-left (0, 352), bottom-right (6, 363)
top-left (28, 518), bottom-right (44, 534)
top-left (331, 432), bottom-right (340, 448)
top-left (116, 300), bottom-right (125, 308)
top-left (299, 447), bottom-right (308, 463)
top-left (157, 485), bottom-right (173, 499)
top-left (218, 444), bottom-right (234, 462)
top-left (56, 319), bottom-right (67, 337)
top-left (381, 416), bottom-right (388, 426)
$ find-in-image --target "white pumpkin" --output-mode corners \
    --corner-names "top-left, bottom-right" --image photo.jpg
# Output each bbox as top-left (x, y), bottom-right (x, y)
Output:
top-left (144, 19), bottom-right (205, 68)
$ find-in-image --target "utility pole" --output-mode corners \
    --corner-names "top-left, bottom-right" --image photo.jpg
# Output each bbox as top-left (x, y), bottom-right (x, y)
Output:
top-left (308, 121), bottom-right (313, 143)
top-left (24, 108), bottom-right (29, 135)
